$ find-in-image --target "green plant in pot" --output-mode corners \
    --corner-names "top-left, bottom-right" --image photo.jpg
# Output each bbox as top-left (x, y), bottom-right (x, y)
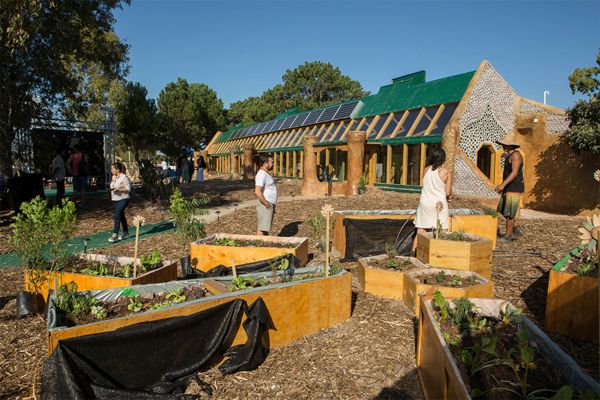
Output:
top-left (357, 174), bottom-right (367, 195)
top-left (10, 197), bottom-right (76, 299)
top-left (169, 189), bottom-right (210, 276)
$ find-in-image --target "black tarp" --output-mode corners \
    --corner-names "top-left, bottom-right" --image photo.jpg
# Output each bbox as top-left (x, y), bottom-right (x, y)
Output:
top-left (42, 298), bottom-right (271, 399)
top-left (190, 253), bottom-right (301, 278)
top-left (343, 218), bottom-right (415, 260)
top-left (7, 173), bottom-right (45, 212)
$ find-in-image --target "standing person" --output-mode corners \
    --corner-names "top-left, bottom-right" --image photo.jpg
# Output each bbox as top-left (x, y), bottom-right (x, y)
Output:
top-left (66, 145), bottom-right (87, 204)
top-left (187, 156), bottom-right (194, 183)
top-left (175, 154), bottom-right (184, 183)
top-left (160, 159), bottom-right (169, 177)
top-left (181, 156), bottom-right (190, 183)
top-left (50, 149), bottom-right (66, 205)
top-left (108, 162), bottom-right (131, 242)
top-left (255, 154), bottom-right (277, 235)
top-left (495, 136), bottom-right (525, 243)
top-left (196, 155), bottom-right (206, 182)
top-left (411, 148), bottom-right (452, 254)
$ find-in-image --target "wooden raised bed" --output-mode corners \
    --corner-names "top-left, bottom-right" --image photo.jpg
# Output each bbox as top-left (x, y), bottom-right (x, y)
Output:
top-left (356, 254), bottom-right (427, 300)
top-left (24, 253), bottom-right (178, 307)
top-left (190, 233), bottom-right (309, 272)
top-left (403, 268), bottom-right (494, 316)
top-left (332, 209), bottom-right (497, 259)
top-left (47, 266), bottom-right (352, 354)
top-left (417, 297), bottom-right (600, 400)
top-left (416, 232), bottom-right (493, 279)
top-left (544, 246), bottom-right (599, 343)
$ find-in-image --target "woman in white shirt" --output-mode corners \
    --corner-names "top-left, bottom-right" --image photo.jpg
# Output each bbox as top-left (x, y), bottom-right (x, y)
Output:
top-left (108, 162), bottom-right (132, 242)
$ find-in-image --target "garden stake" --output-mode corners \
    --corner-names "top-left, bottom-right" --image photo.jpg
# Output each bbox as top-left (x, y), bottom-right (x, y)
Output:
top-left (132, 215), bottom-right (146, 278)
top-left (231, 258), bottom-right (237, 279)
top-left (321, 204), bottom-right (334, 276)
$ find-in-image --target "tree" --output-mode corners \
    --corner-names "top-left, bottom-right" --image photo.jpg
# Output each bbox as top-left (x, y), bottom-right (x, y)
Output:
top-left (564, 49), bottom-right (600, 154)
top-left (113, 82), bottom-right (158, 162)
top-left (157, 78), bottom-right (226, 157)
top-left (227, 61), bottom-right (369, 127)
top-left (0, 0), bottom-right (130, 179)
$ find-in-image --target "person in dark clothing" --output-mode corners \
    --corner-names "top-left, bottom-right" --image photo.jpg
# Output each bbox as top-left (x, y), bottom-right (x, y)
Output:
top-left (50, 149), bottom-right (66, 205)
top-left (495, 134), bottom-right (525, 243)
top-left (187, 156), bottom-right (194, 183)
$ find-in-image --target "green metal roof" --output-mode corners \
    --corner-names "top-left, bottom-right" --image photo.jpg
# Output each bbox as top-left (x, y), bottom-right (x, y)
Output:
top-left (352, 71), bottom-right (475, 118)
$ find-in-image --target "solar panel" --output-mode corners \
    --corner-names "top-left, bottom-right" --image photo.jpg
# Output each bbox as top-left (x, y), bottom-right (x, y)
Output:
top-left (258, 122), bottom-right (269, 135)
top-left (247, 124), bottom-right (259, 136)
top-left (303, 110), bottom-right (322, 126)
top-left (291, 112), bottom-right (309, 128)
top-left (271, 119), bottom-right (284, 132)
top-left (317, 105), bottom-right (339, 123)
top-left (280, 115), bottom-right (295, 130)
top-left (333, 101), bottom-right (359, 120)
top-left (235, 128), bottom-right (246, 139)
top-left (263, 120), bottom-right (275, 134)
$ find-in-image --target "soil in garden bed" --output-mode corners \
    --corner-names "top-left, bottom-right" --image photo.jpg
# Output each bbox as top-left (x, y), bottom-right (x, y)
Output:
top-left (434, 232), bottom-right (479, 242)
top-left (229, 271), bottom-right (329, 291)
top-left (414, 270), bottom-right (483, 287)
top-left (59, 256), bottom-right (164, 278)
top-left (368, 256), bottom-right (420, 272)
top-left (63, 285), bottom-right (209, 326)
top-left (436, 305), bottom-right (568, 399)
top-left (562, 249), bottom-right (599, 278)
top-left (206, 238), bottom-right (296, 248)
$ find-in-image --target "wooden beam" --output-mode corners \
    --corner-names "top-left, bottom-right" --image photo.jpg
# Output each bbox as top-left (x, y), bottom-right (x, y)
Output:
top-left (286, 152), bottom-right (291, 177)
top-left (401, 144), bottom-right (408, 184)
top-left (279, 150), bottom-right (284, 175)
top-left (338, 119), bottom-right (353, 141)
top-left (282, 129), bottom-right (297, 147)
top-left (355, 117), bottom-right (367, 131)
top-left (369, 150), bottom-right (377, 185)
top-left (292, 151), bottom-right (297, 177)
top-left (390, 110), bottom-right (409, 139)
top-left (320, 122), bottom-right (336, 143)
top-left (299, 151), bottom-right (304, 178)
top-left (365, 115), bottom-right (381, 138)
top-left (267, 131), bottom-right (284, 148)
top-left (273, 152), bottom-right (277, 175)
top-left (407, 108), bottom-right (426, 137)
top-left (376, 113), bottom-right (395, 139)
top-left (289, 128), bottom-right (304, 147)
top-left (419, 143), bottom-right (426, 185)
top-left (386, 144), bottom-right (392, 184)
top-left (424, 104), bottom-right (445, 136)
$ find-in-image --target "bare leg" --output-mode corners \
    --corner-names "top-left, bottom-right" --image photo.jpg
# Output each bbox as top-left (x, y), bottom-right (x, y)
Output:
top-left (256, 230), bottom-right (264, 236)
top-left (411, 228), bottom-right (427, 253)
top-left (506, 218), bottom-right (515, 239)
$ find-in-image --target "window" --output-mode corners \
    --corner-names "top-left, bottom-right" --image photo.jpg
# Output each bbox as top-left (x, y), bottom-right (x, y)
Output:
top-left (391, 145), bottom-right (403, 184)
top-left (367, 114), bottom-right (390, 140)
top-left (381, 113), bottom-right (404, 138)
top-left (396, 109), bottom-right (420, 137)
top-left (477, 145), bottom-right (495, 180)
top-left (358, 116), bottom-right (375, 131)
top-left (375, 146), bottom-right (387, 183)
top-left (429, 103), bottom-right (458, 135)
top-left (412, 106), bottom-right (441, 136)
top-left (406, 144), bottom-right (421, 185)
top-left (330, 120), bottom-right (349, 142)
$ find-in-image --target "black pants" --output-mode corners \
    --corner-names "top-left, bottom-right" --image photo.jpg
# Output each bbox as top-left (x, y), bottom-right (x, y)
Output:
top-left (55, 180), bottom-right (65, 204)
top-left (113, 199), bottom-right (129, 235)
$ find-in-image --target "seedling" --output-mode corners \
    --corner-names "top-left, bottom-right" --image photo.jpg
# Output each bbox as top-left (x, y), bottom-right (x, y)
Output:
top-left (214, 238), bottom-right (238, 247)
top-left (231, 276), bottom-right (257, 291)
top-left (384, 243), bottom-right (399, 269)
top-left (81, 263), bottom-right (111, 276)
top-left (149, 301), bottom-right (171, 310)
top-left (90, 304), bottom-right (107, 319)
top-left (436, 270), bottom-right (447, 283)
top-left (433, 290), bottom-right (448, 321)
top-left (140, 249), bottom-right (162, 272)
top-left (166, 288), bottom-right (186, 304)
top-left (447, 274), bottom-right (462, 287)
top-left (127, 296), bottom-right (143, 312)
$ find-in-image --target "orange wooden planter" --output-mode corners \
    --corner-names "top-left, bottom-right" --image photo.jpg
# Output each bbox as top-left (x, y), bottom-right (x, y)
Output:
top-left (190, 233), bottom-right (308, 272)
top-left (544, 247), bottom-right (599, 343)
top-left (403, 268), bottom-right (494, 316)
top-left (332, 210), bottom-right (497, 259)
top-left (24, 253), bottom-right (178, 308)
top-left (416, 232), bottom-right (493, 279)
top-left (48, 270), bottom-right (352, 355)
top-left (356, 255), bottom-right (427, 300)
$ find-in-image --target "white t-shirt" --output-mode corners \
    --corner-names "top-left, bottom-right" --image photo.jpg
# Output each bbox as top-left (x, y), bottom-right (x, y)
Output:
top-left (161, 161), bottom-right (168, 170)
top-left (51, 155), bottom-right (66, 181)
top-left (255, 169), bottom-right (277, 205)
top-left (110, 173), bottom-right (131, 201)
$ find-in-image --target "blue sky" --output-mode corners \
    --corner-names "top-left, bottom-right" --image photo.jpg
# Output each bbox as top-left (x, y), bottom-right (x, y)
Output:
top-left (114, 1), bottom-right (599, 109)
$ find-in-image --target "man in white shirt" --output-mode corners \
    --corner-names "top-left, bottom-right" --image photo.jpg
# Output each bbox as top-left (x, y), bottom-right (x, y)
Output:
top-left (50, 149), bottom-right (66, 204)
top-left (255, 154), bottom-right (277, 235)
top-left (160, 159), bottom-right (168, 176)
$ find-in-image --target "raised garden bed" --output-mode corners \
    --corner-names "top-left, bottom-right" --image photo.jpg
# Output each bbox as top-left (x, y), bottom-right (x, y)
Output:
top-left (403, 268), bottom-right (494, 316)
top-left (417, 295), bottom-right (600, 400)
top-left (356, 254), bottom-right (427, 300)
top-left (332, 209), bottom-right (497, 259)
top-left (47, 265), bottom-right (351, 354)
top-left (416, 232), bottom-right (493, 279)
top-left (24, 252), bottom-right (178, 308)
top-left (545, 246), bottom-right (599, 343)
top-left (190, 233), bottom-right (309, 272)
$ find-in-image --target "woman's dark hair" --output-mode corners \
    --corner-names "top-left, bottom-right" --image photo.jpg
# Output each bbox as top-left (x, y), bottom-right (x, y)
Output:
top-left (426, 148), bottom-right (446, 170)
top-left (112, 162), bottom-right (124, 173)
top-left (259, 153), bottom-right (273, 167)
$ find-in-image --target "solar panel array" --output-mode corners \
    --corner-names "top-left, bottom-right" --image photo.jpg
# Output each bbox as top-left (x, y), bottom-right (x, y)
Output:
top-left (227, 100), bottom-right (359, 140)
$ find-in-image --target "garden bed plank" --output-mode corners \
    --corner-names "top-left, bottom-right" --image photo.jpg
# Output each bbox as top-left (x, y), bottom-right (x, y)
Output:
top-left (48, 271), bottom-right (352, 355)
top-left (190, 233), bottom-right (308, 271)
top-left (356, 255), bottom-right (427, 300)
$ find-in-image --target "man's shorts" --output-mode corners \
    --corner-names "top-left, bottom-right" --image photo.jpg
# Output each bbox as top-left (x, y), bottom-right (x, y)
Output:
top-left (497, 192), bottom-right (522, 219)
top-left (257, 202), bottom-right (275, 233)
top-left (73, 175), bottom-right (87, 192)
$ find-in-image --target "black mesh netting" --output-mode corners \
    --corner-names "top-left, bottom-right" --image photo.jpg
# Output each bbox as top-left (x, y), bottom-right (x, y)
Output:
top-left (42, 298), bottom-right (271, 400)
top-left (188, 253), bottom-right (301, 279)
top-left (343, 218), bottom-right (415, 260)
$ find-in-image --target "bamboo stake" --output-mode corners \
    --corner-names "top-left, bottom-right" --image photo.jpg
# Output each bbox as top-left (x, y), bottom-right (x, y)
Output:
top-left (321, 204), bottom-right (334, 276)
top-left (132, 215), bottom-right (145, 278)
top-left (231, 258), bottom-right (237, 279)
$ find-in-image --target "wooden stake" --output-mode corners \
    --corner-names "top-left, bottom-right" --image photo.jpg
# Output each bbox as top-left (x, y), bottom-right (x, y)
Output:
top-left (133, 223), bottom-right (140, 278)
top-left (231, 258), bottom-right (237, 279)
top-left (325, 212), bottom-right (330, 276)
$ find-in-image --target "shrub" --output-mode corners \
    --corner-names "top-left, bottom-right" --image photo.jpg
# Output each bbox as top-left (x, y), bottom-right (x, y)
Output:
top-left (169, 189), bottom-right (210, 255)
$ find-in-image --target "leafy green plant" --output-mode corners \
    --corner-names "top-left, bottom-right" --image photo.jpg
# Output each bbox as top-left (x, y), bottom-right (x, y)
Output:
top-left (169, 189), bottom-right (210, 255)
top-left (433, 290), bottom-right (448, 321)
top-left (213, 238), bottom-right (239, 247)
top-left (460, 336), bottom-right (501, 376)
top-left (450, 297), bottom-right (475, 327)
top-left (436, 270), bottom-right (447, 283)
top-left (165, 288), bottom-right (186, 304)
top-left (447, 274), bottom-right (462, 287)
top-left (10, 197), bottom-right (76, 271)
top-left (483, 208), bottom-right (499, 217)
top-left (140, 249), bottom-right (162, 272)
top-left (231, 276), bottom-right (257, 291)
top-left (55, 282), bottom-right (99, 320)
top-left (90, 304), bottom-right (107, 319)
top-left (358, 175), bottom-right (367, 190)
top-left (81, 263), bottom-right (111, 276)
top-left (575, 250), bottom-right (598, 276)
top-left (127, 296), bottom-right (143, 312)
top-left (118, 263), bottom-right (132, 278)
top-left (149, 301), bottom-right (171, 310)
top-left (384, 243), bottom-right (399, 269)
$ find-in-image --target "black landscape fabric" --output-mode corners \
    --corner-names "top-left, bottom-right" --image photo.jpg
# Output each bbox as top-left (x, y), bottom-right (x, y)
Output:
top-left (194, 253), bottom-right (301, 278)
top-left (42, 298), bottom-right (271, 400)
top-left (344, 218), bottom-right (415, 259)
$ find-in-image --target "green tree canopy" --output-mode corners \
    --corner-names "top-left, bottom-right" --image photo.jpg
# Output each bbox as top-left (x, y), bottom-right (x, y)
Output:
top-left (0, 0), bottom-right (130, 178)
top-left (113, 81), bottom-right (158, 162)
top-left (564, 49), bottom-right (600, 154)
top-left (157, 78), bottom-right (226, 157)
top-left (227, 61), bottom-right (369, 126)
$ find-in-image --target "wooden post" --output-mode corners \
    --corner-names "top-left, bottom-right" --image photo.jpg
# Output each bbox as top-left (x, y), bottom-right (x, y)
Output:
top-left (273, 153), bottom-right (277, 175)
top-left (132, 215), bottom-right (145, 278)
top-left (419, 143), bottom-right (426, 185)
top-left (292, 151), bottom-right (297, 177)
top-left (386, 144), bottom-right (392, 184)
top-left (401, 144), bottom-right (408, 185)
top-left (286, 152), bottom-right (291, 177)
top-left (231, 258), bottom-right (237, 279)
top-left (321, 204), bottom-right (334, 276)
top-left (279, 151), bottom-right (284, 176)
